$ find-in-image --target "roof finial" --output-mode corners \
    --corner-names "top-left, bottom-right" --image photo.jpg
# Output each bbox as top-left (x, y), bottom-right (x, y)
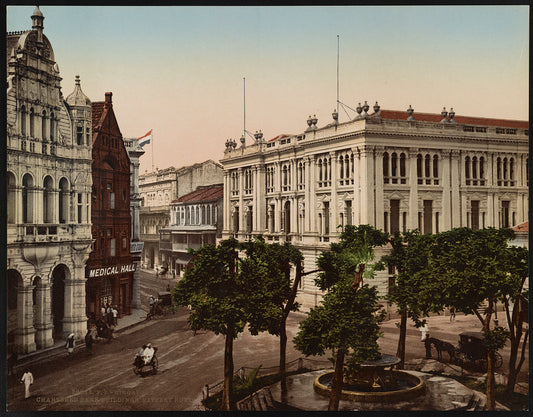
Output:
top-left (32, 6), bottom-right (45, 44)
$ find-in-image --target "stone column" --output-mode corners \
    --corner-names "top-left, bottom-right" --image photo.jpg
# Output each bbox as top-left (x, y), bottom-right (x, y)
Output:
top-left (450, 150), bottom-right (461, 228)
top-left (15, 285), bottom-right (36, 354)
top-left (408, 148), bottom-right (419, 230)
top-left (223, 171), bottom-right (231, 236)
top-left (374, 147), bottom-right (384, 231)
top-left (353, 148), bottom-right (360, 225)
top-left (238, 168), bottom-right (244, 235)
top-left (358, 146), bottom-right (374, 225)
top-left (64, 253), bottom-right (89, 340)
top-left (441, 151), bottom-right (452, 231)
top-left (329, 152), bottom-right (338, 234)
top-left (306, 156), bottom-right (315, 233)
top-left (34, 283), bottom-right (54, 349)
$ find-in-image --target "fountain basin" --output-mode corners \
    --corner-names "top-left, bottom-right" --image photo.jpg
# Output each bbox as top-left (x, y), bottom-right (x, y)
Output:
top-left (314, 370), bottom-right (426, 402)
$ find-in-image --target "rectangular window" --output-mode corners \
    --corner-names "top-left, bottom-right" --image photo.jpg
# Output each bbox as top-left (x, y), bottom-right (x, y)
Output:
top-left (323, 202), bottom-right (330, 235)
top-left (423, 200), bottom-right (432, 234)
top-left (402, 212), bottom-right (407, 232)
top-left (471, 201), bottom-right (479, 230)
top-left (345, 201), bottom-right (352, 226)
top-left (390, 200), bottom-right (400, 233)
top-left (122, 237), bottom-right (127, 249)
top-left (110, 238), bottom-right (116, 256)
top-left (110, 192), bottom-right (115, 209)
top-left (77, 126), bottom-right (83, 145)
top-left (77, 193), bottom-right (83, 223)
top-left (384, 212), bottom-right (388, 233)
top-left (501, 201), bottom-right (510, 228)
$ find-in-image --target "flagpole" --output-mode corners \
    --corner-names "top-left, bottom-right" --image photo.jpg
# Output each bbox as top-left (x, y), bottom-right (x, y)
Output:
top-left (151, 128), bottom-right (154, 171)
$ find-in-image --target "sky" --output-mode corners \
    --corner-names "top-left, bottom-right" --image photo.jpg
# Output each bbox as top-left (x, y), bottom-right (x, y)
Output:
top-left (6, 5), bottom-right (529, 174)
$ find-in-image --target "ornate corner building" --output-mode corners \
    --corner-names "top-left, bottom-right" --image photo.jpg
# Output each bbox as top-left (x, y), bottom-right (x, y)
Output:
top-left (220, 104), bottom-right (529, 309)
top-left (7, 7), bottom-right (93, 353)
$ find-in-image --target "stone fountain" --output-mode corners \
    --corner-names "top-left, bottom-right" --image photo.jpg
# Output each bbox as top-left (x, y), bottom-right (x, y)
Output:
top-left (313, 354), bottom-right (426, 403)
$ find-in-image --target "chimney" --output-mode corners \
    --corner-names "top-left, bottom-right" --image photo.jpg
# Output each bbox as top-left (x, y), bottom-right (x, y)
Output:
top-left (104, 92), bottom-right (113, 109)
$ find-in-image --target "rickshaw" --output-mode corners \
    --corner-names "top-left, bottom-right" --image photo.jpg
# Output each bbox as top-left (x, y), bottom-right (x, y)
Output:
top-left (455, 331), bottom-right (503, 371)
top-left (133, 346), bottom-right (158, 376)
top-left (147, 292), bottom-right (174, 320)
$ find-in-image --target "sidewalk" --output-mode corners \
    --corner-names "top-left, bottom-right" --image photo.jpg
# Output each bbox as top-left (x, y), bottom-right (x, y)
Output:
top-left (11, 308), bottom-right (148, 374)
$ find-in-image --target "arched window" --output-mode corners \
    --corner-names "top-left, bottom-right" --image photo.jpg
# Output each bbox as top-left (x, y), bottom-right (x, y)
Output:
top-left (7, 172), bottom-right (16, 224)
top-left (50, 112), bottom-right (55, 141)
top-left (43, 175), bottom-right (54, 223)
top-left (196, 206), bottom-right (200, 225)
top-left (417, 154), bottom-right (423, 181)
top-left (383, 152), bottom-right (389, 179)
top-left (29, 108), bottom-right (35, 137)
top-left (472, 157), bottom-right (477, 179)
top-left (202, 205), bottom-right (206, 224)
top-left (400, 153), bottom-right (406, 180)
top-left (318, 159), bottom-right (323, 182)
top-left (22, 173), bottom-right (34, 223)
top-left (503, 158), bottom-right (508, 180)
top-left (424, 154), bottom-right (431, 178)
top-left (433, 155), bottom-right (439, 178)
top-left (391, 153), bottom-right (398, 178)
top-left (479, 157), bottom-right (485, 179)
top-left (284, 201), bottom-right (291, 234)
top-left (21, 106), bottom-right (27, 136)
top-left (339, 155), bottom-right (344, 179)
top-left (42, 110), bottom-right (47, 140)
top-left (509, 158), bottom-right (515, 181)
top-left (496, 157), bottom-right (502, 180)
top-left (345, 155), bottom-right (350, 179)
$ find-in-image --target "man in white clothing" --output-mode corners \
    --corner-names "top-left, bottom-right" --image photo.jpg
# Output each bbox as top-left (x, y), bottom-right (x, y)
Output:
top-left (21, 369), bottom-right (33, 399)
top-left (142, 343), bottom-right (155, 365)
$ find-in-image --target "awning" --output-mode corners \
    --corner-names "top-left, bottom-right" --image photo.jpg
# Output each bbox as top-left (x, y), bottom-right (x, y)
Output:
top-left (175, 253), bottom-right (193, 265)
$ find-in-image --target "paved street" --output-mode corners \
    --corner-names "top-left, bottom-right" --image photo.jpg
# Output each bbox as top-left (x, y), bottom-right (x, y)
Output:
top-left (7, 270), bottom-right (528, 411)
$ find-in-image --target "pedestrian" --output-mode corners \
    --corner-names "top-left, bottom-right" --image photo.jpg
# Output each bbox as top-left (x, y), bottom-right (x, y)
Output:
top-left (65, 333), bottom-right (75, 358)
top-left (100, 305), bottom-right (106, 320)
top-left (149, 295), bottom-right (155, 313)
top-left (419, 323), bottom-right (429, 342)
top-left (449, 307), bottom-right (456, 322)
top-left (112, 306), bottom-right (118, 326)
top-left (166, 284), bottom-right (171, 292)
top-left (20, 369), bottom-right (33, 399)
top-left (106, 304), bottom-right (113, 326)
top-left (85, 329), bottom-right (93, 354)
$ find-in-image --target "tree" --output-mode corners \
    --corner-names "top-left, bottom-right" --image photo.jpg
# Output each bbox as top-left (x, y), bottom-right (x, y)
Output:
top-left (294, 225), bottom-right (388, 410)
top-left (500, 244), bottom-right (528, 395)
top-left (239, 237), bottom-right (308, 395)
top-left (173, 238), bottom-right (268, 411)
top-left (379, 230), bottom-right (440, 368)
top-left (424, 227), bottom-right (519, 410)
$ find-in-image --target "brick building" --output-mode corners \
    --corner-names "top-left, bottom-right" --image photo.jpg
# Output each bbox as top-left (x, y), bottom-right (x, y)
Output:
top-left (85, 92), bottom-right (134, 321)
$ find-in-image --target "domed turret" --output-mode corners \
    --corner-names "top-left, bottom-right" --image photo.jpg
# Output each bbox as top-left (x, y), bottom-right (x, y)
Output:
top-left (66, 75), bottom-right (91, 107)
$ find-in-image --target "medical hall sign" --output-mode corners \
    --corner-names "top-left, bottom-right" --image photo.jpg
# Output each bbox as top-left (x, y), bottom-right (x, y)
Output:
top-left (87, 263), bottom-right (136, 278)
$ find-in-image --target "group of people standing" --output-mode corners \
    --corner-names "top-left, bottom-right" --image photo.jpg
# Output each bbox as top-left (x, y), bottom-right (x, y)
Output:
top-left (100, 304), bottom-right (119, 327)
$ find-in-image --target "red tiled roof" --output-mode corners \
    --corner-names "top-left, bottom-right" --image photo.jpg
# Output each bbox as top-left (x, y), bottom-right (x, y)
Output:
top-left (512, 221), bottom-right (528, 232)
top-left (268, 134), bottom-right (291, 142)
top-left (92, 102), bottom-right (105, 132)
top-left (376, 110), bottom-right (528, 129)
top-left (172, 184), bottom-right (223, 204)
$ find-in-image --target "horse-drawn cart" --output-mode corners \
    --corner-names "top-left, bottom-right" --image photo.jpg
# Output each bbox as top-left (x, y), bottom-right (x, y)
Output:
top-left (454, 331), bottom-right (503, 371)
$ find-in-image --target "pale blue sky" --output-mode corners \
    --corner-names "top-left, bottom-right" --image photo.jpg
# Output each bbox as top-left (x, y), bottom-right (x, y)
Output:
top-left (6, 5), bottom-right (529, 172)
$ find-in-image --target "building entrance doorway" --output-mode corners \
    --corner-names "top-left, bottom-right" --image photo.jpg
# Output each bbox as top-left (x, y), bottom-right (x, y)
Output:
top-left (51, 264), bottom-right (67, 339)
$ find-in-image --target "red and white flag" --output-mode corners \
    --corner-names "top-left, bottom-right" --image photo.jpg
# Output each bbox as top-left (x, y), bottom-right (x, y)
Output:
top-left (137, 129), bottom-right (152, 148)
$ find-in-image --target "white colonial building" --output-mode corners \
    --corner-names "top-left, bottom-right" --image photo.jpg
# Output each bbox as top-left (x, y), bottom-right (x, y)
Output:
top-left (139, 160), bottom-right (224, 270)
top-left (7, 7), bottom-right (93, 353)
top-left (220, 103), bottom-right (529, 308)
